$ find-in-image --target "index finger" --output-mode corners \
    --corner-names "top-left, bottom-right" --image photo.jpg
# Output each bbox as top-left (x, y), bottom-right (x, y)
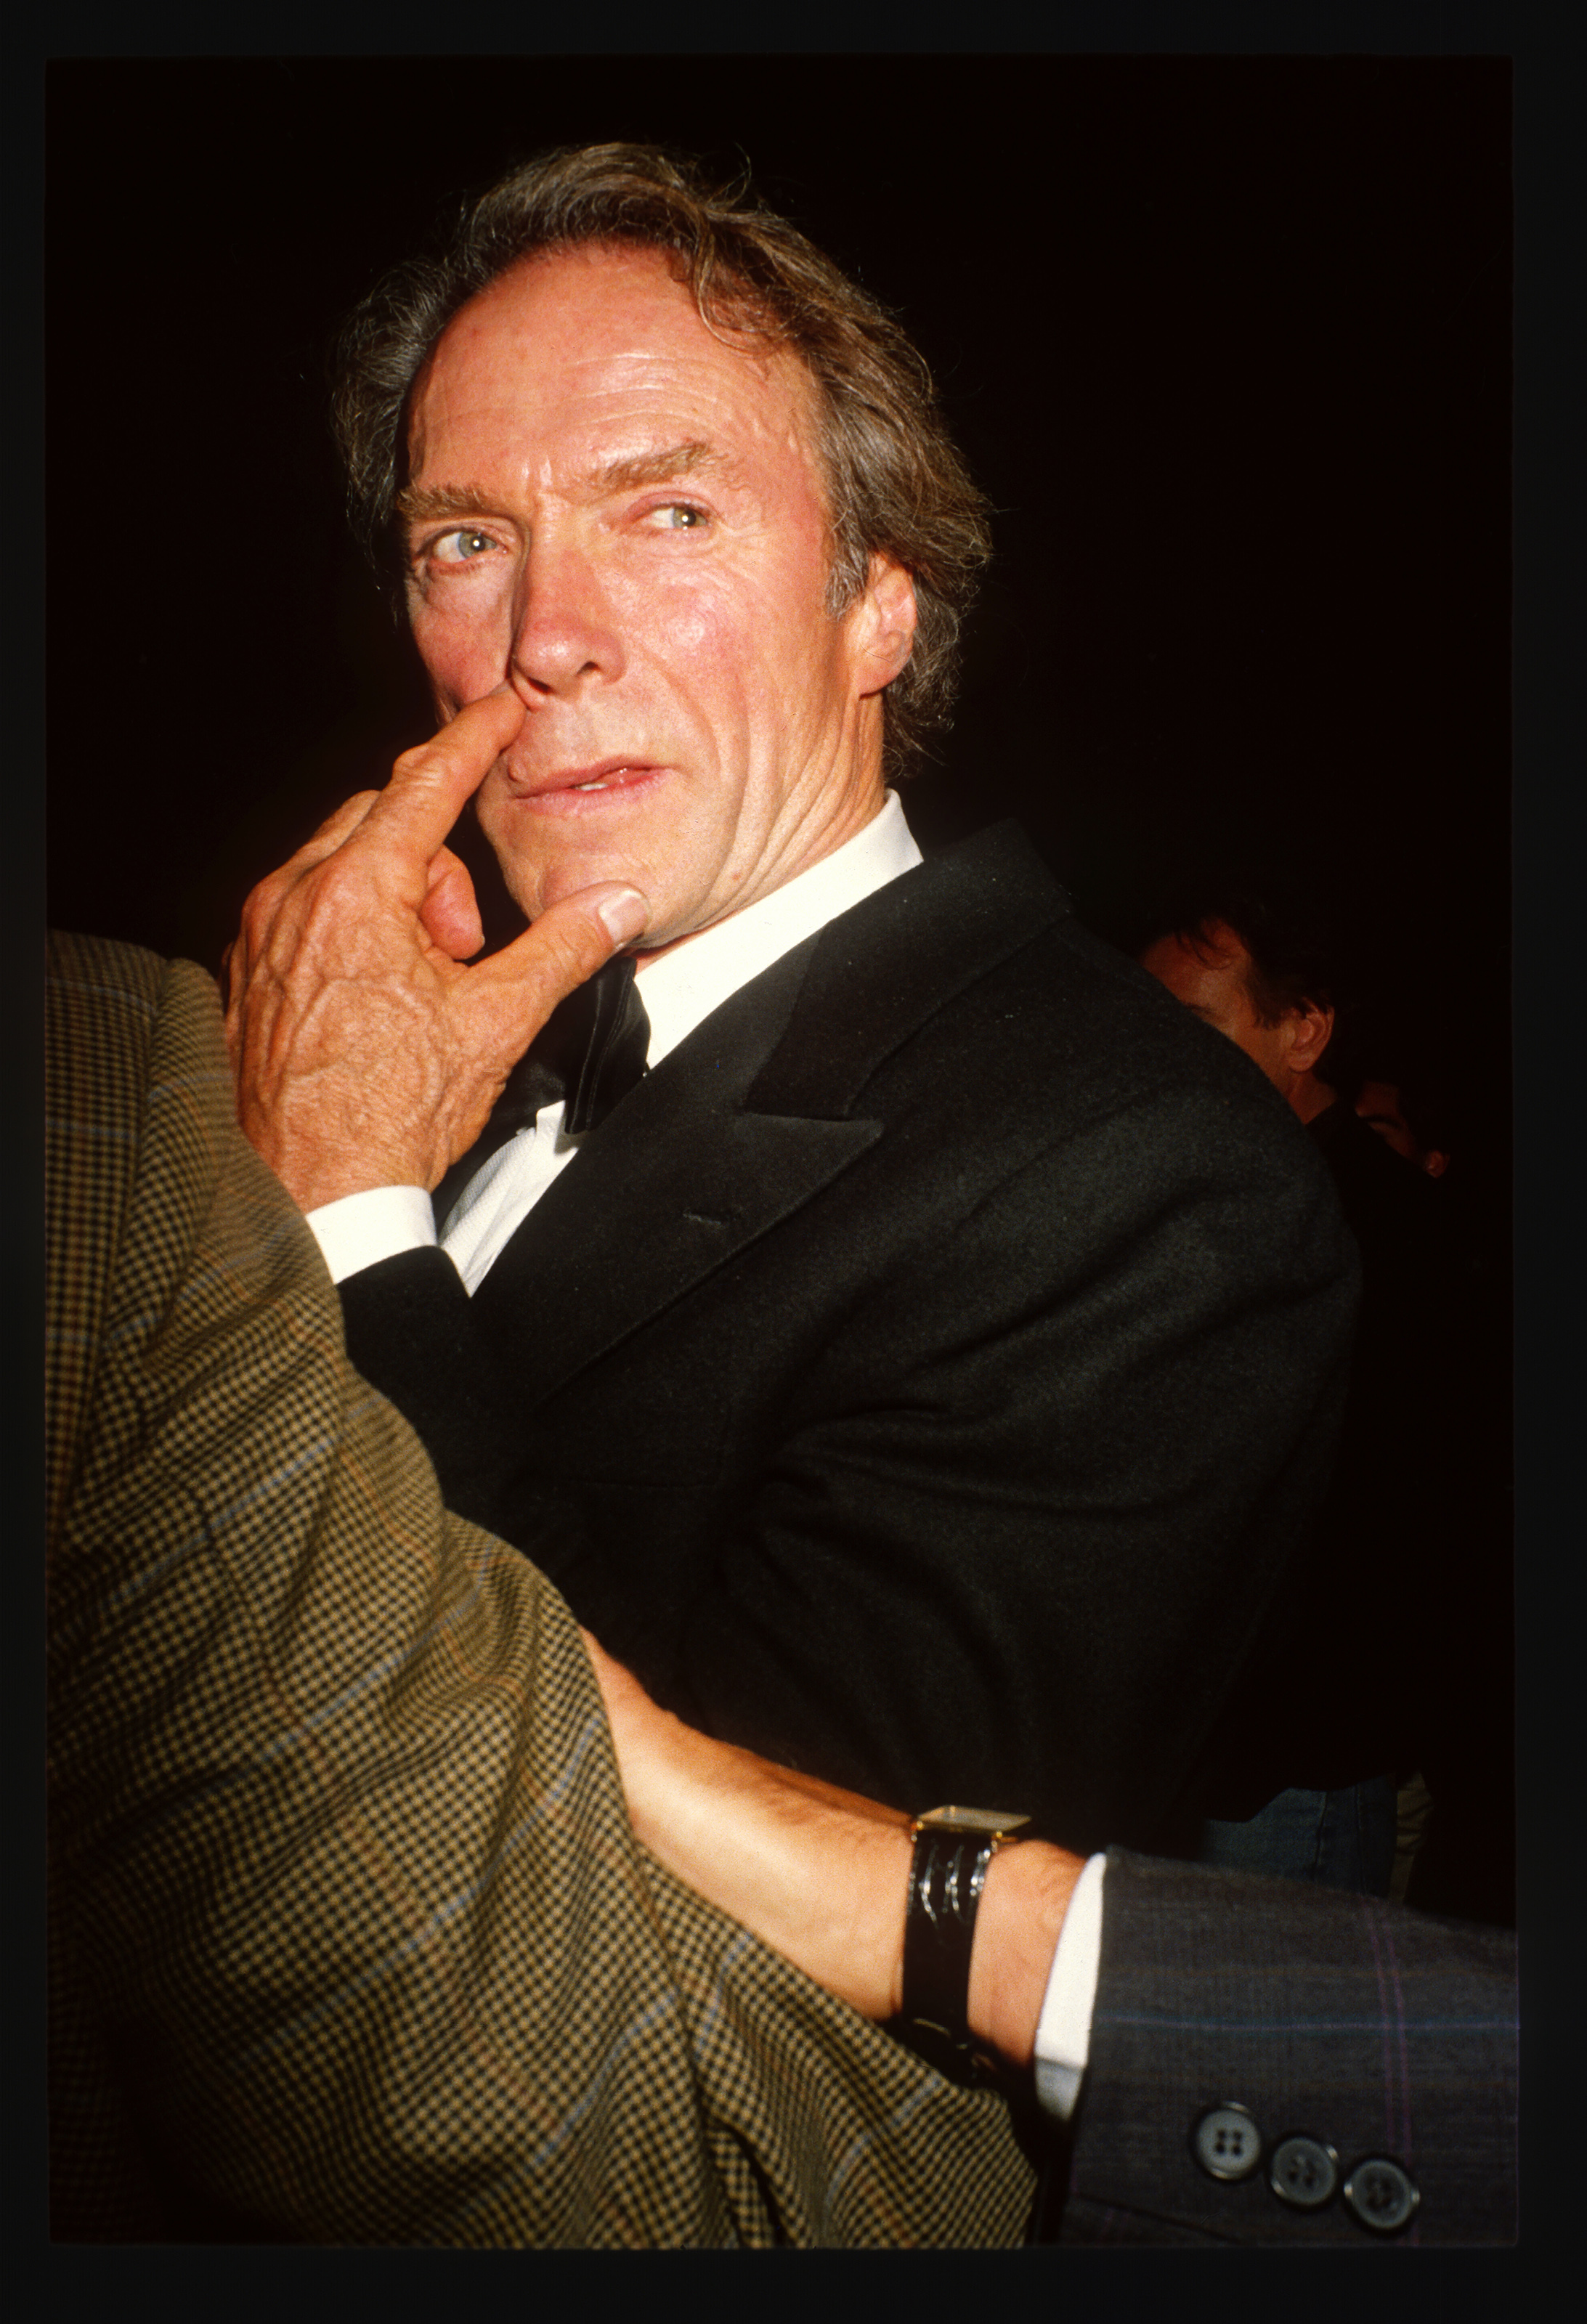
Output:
top-left (360, 687), bottom-right (527, 866)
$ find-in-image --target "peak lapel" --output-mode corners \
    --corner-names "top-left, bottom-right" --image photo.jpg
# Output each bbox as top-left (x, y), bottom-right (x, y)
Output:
top-left (471, 821), bottom-right (1070, 1409)
top-left (471, 937), bottom-right (879, 1407)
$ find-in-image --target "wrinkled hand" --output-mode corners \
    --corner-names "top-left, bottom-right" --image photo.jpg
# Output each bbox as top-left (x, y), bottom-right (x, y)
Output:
top-left (224, 689), bottom-right (650, 1211)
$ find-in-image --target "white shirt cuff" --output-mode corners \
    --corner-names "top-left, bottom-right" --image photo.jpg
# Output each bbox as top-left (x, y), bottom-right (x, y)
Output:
top-left (304, 1185), bottom-right (437, 1285)
top-left (1032, 1852), bottom-right (1107, 2122)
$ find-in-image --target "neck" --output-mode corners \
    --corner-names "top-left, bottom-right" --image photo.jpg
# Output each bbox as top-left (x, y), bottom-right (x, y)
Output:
top-left (635, 779), bottom-right (889, 972)
top-left (1289, 1072), bottom-right (1337, 1126)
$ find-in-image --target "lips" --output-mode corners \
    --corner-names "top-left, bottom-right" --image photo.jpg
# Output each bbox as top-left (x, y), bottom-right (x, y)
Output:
top-left (516, 757), bottom-right (662, 796)
top-left (498, 757), bottom-right (670, 816)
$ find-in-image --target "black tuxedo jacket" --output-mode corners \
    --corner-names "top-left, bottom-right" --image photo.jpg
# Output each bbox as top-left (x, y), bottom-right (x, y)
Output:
top-left (47, 933), bottom-right (1512, 2247)
top-left (343, 824), bottom-right (1358, 1855)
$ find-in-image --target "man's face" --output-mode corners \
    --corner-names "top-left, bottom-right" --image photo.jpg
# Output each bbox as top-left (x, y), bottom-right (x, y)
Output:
top-left (1138, 925), bottom-right (1296, 1092)
top-left (402, 243), bottom-right (912, 946)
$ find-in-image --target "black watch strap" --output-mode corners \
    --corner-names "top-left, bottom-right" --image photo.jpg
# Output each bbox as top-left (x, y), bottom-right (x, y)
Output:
top-left (901, 1808), bottom-right (1029, 2047)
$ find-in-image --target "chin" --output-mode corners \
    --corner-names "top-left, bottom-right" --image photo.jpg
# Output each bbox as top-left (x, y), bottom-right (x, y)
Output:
top-left (510, 858), bottom-right (676, 935)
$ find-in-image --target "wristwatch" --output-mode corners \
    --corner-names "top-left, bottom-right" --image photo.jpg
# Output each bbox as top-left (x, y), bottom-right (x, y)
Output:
top-left (901, 1805), bottom-right (1031, 2053)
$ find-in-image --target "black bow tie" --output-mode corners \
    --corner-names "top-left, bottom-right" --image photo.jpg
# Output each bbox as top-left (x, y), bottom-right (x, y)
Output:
top-left (431, 954), bottom-right (650, 1232)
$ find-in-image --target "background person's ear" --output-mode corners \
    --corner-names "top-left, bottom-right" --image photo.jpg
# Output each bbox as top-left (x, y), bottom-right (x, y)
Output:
top-left (1283, 997), bottom-right (1336, 1076)
top-left (851, 554), bottom-right (918, 693)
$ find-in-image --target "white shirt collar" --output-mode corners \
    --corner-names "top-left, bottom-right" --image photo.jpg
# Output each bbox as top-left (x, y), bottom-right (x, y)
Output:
top-left (632, 789), bottom-right (922, 1069)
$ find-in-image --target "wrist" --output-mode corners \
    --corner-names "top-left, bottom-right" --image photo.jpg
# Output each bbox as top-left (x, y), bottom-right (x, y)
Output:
top-left (967, 1840), bottom-right (1086, 2069)
top-left (242, 1116), bottom-right (445, 1214)
top-left (655, 1744), bottom-right (914, 2020)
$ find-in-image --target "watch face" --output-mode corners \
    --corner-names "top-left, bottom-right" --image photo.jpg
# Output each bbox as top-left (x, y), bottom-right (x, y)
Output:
top-left (918, 1807), bottom-right (1031, 1835)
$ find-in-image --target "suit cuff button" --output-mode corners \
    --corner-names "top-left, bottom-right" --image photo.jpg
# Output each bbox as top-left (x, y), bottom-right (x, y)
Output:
top-left (1342, 2158), bottom-right (1421, 2233)
top-left (1191, 2103), bottom-right (1262, 2181)
top-left (1269, 2134), bottom-right (1340, 2209)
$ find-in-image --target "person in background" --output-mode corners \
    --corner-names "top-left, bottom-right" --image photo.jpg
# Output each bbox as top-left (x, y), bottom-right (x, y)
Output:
top-left (1138, 880), bottom-right (1511, 1920)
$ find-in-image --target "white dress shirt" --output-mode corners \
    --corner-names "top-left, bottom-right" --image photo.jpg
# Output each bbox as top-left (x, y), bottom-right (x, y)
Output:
top-left (307, 789), bottom-right (922, 1293)
top-left (1033, 1853), bottom-right (1107, 2121)
top-left (306, 788), bottom-right (1108, 2104)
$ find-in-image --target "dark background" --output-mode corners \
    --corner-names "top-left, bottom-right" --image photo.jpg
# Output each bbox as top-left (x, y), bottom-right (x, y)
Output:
top-left (46, 54), bottom-right (1511, 1206)
top-left (21, 30), bottom-right (1569, 2256)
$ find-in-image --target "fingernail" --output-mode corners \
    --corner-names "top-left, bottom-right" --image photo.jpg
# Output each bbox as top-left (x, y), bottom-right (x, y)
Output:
top-left (597, 886), bottom-right (650, 944)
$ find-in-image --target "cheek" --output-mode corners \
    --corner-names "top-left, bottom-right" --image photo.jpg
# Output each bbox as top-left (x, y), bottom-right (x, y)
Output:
top-left (637, 582), bottom-right (740, 668)
top-left (634, 560), bottom-right (840, 725)
top-left (409, 596), bottom-right (510, 698)
top-left (605, 573), bottom-right (766, 731)
top-left (1251, 1026), bottom-right (1294, 1081)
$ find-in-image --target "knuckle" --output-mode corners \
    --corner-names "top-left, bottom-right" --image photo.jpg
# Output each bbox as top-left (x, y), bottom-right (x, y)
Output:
top-left (298, 792), bottom-right (378, 861)
top-left (238, 880), bottom-right (276, 941)
top-left (391, 740), bottom-right (447, 782)
top-left (535, 914), bottom-right (600, 978)
top-left (308, 848), bottom-right (384, 922)
top-left (535, 929), bottom-right (610, 1004)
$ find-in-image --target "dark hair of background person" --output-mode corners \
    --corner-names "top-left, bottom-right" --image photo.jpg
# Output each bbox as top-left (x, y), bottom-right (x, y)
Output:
top-left (1130, 866), bottom-right (1387, 1086)
top-left (332, 142), bottom-right (993, 781)
top-left (1136, 875), bottom-right (1347, 1025)
top-left (1132, 862), bottom-right (1486, 1212)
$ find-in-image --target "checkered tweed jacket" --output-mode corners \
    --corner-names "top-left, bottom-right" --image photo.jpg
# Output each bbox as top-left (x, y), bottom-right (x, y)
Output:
top-left (45, 930), bottom-right (1035, 2246)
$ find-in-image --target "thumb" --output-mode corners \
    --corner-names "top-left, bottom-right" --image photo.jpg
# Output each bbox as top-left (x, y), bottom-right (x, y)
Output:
top-left (469, 881), bottom-right (652, 1054)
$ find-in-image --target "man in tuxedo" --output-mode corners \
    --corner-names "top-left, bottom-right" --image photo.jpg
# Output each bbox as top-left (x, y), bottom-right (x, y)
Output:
top-left (227, 143), bottom-right (1357, 1864)
top-left (47, 930), bottom-right (1517, 2246)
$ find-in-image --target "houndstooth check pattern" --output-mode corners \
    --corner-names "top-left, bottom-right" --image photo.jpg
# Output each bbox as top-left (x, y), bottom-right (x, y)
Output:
top-left (46, 930), bottom-right (1035, 2247)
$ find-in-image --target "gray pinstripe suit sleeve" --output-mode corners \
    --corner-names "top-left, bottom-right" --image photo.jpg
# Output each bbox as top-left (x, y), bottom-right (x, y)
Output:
top-left (1060, 1848), bottom-right (1516, 2244)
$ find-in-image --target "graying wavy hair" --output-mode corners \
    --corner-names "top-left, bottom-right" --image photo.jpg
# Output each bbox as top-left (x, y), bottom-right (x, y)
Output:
top-left (330, 142), bottom-right (993, 776)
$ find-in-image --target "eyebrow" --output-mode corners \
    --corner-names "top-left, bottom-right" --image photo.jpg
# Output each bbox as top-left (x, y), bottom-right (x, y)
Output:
top-left (593, 439), bottom-right (720, 492)
top-left (395, 482), bottom-right (501, 525)
top-left (396, 442), bottom-right (722, 527)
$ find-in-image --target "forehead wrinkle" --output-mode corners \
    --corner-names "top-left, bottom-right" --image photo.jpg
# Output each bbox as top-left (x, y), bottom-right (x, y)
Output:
top-left (410, 264), bottom-right (829, 519)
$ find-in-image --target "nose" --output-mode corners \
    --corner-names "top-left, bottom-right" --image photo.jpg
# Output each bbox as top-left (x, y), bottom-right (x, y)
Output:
top-left (508, 532), bottom-right (625, 701)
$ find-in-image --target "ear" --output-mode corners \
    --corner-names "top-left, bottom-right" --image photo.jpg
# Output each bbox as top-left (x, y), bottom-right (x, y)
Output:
top-left (850, 553), bottom-right (918, 694)
top-left (1424, 1148), bottom-right (1450, 1178)
top-left (1283, 999), bottom-right (1335, 1076)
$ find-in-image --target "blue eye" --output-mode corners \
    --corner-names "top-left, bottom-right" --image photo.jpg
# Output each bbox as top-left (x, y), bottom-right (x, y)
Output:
top-left (648, 503), bottom-right (705, 529)
top-left (432, 527), bottom-right (494, 564)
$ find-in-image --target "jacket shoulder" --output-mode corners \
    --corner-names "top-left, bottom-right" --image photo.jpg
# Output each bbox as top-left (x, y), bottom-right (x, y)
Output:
top-left (913, 848), bottom-right (1328, 1181)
